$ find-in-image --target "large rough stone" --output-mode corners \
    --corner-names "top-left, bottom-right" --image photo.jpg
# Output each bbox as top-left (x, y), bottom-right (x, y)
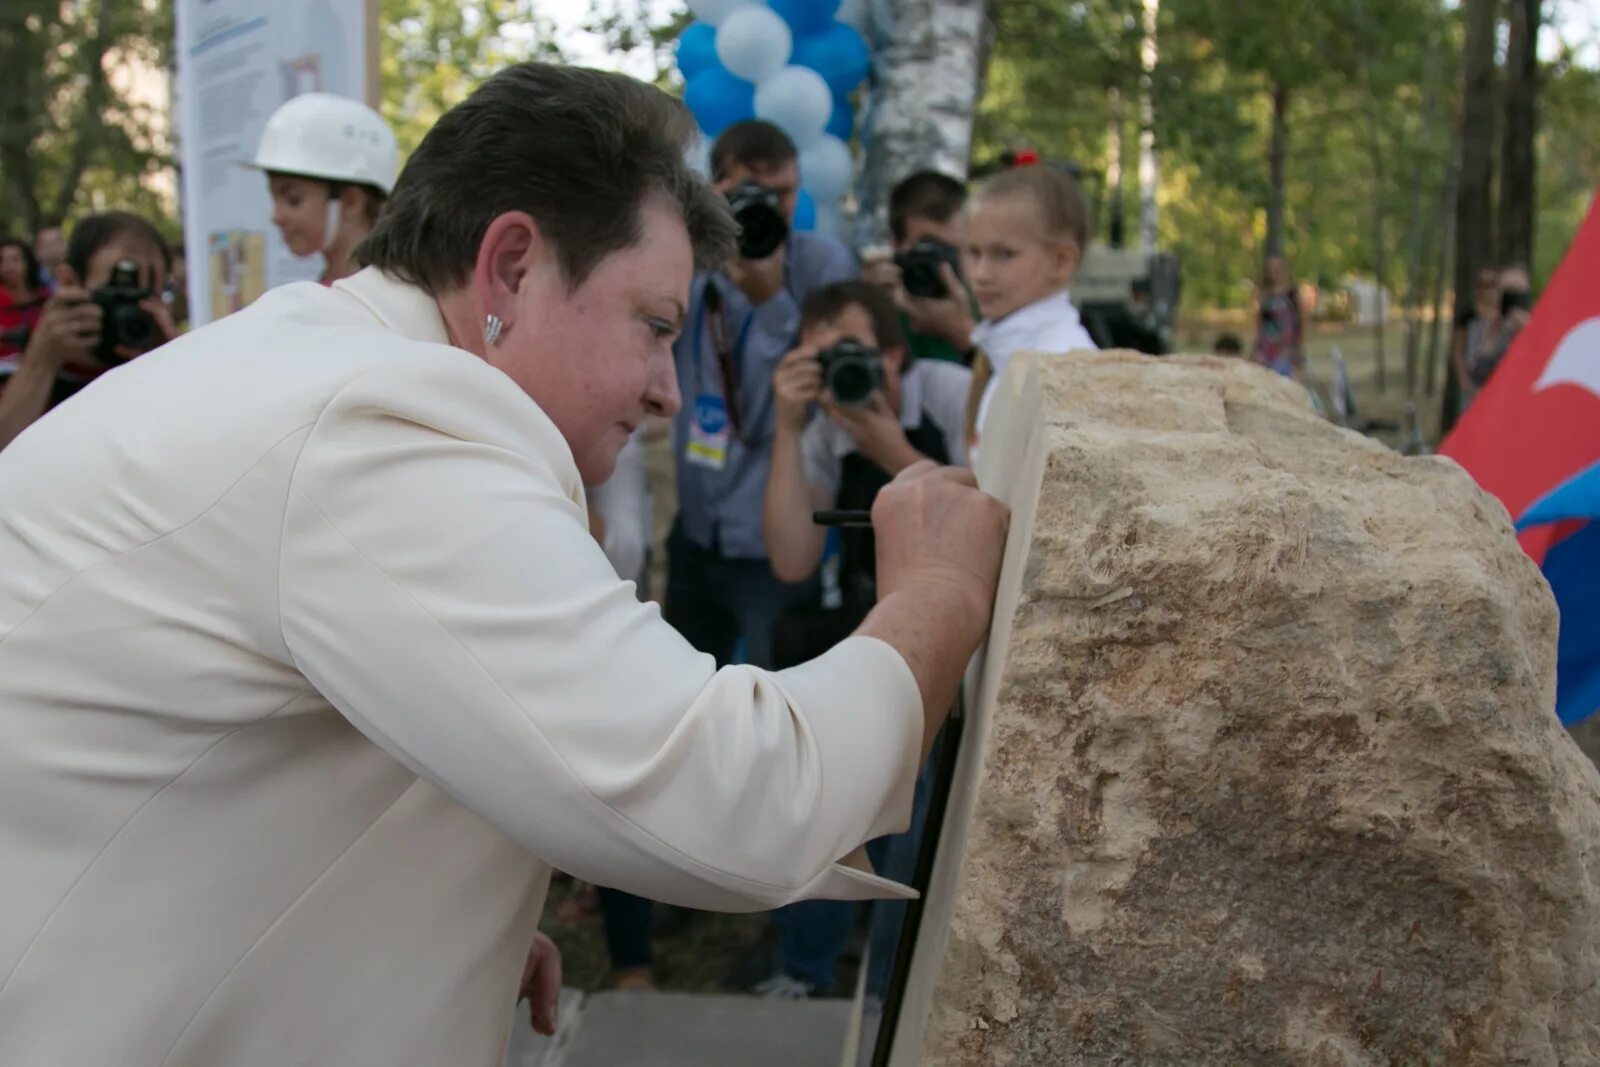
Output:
top-left (889, 351), bottom-right (1600, 1066)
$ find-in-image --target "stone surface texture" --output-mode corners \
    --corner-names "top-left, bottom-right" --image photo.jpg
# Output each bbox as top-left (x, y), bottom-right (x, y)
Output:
top-left (916, 352), bottom-right (1600, 1065)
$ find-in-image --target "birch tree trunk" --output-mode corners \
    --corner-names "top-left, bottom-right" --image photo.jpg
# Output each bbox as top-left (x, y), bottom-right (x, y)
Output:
top-left (852, 0), bottom-right (991, 247)
top-left (1496, 0), bottom-right (1540, 269)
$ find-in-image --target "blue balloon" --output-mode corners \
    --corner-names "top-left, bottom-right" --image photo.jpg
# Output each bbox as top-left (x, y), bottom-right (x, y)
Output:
top-left (676, 22), bottom-right (719, 79)
top-left (793, 189), bottom-right (818, 231)
top-left (826, 94), bottom-right (854, 141)
top-left (791, 22), bottom-right (872, 96)
top-left (768, 0), bottom-right (841, 35)
top-left (684, 67), bottom-right (756, 138)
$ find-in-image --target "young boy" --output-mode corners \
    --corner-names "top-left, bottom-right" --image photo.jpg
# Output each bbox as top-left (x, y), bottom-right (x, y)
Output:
top-left (755, 280), bottom-right (971, 998)
top-left (765, 281), bottom-right (972, 598)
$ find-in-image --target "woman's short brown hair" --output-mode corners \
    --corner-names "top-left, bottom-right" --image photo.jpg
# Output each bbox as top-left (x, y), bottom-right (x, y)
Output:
top-left (358, 62), bottom-right (737, 293)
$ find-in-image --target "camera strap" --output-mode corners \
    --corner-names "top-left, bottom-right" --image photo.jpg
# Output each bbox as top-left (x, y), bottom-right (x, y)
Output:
top-left (700, 281), bottom-right (751, 444)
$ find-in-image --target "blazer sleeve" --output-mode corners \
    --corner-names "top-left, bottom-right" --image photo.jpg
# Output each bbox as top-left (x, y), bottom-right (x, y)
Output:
top-left (278, 357), bottom-right (922, 911)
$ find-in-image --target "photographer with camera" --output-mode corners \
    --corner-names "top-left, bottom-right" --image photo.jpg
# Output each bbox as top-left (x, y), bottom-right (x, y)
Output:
top-left (862, 171), bottom-right (978, 366)
top-left (0, 212), bottom-right (177, 451)
top-left (666, 119), bottom-right (857, 671)
top-left (752, 280), bottom-right (971, 998)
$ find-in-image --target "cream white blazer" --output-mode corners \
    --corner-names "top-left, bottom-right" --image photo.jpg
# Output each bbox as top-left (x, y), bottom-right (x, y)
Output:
top-left (0, 268), bottom-right (921, 1066)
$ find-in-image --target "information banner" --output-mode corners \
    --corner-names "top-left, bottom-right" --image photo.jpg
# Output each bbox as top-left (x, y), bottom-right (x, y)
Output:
top-left (175, 0), bottom-right (375, 326)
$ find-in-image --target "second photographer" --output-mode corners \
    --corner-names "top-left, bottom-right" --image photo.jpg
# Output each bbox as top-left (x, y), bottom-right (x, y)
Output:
top-left (0, 212), bottom-right (177, 451)
top-left (755, 280), bottom-right (971, 998)
top-left (765, 280), bottom-right (973, 636)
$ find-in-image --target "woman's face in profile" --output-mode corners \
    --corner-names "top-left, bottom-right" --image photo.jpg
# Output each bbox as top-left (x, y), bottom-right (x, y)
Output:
top-left (489, 194), bottom-right (694, 486)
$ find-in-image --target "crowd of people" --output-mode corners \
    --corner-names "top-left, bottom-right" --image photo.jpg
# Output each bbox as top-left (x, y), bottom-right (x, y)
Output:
top-left (0, 71), bottom-right (1533, 1016)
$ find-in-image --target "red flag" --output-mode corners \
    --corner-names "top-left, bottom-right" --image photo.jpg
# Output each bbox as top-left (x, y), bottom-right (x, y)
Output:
top-left (1440, 188), bottom-right (1600, 564)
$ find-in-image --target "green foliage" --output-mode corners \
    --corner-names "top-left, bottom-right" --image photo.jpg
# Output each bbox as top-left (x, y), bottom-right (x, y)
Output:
top-left (379, 0), bottom-right (564, 157)
top-left (2, 0), bottom-right (1594, 312)
top-left (976, 0), bottom-right (1596, 312)
top-left (0, 0), bottom-right (176, 235)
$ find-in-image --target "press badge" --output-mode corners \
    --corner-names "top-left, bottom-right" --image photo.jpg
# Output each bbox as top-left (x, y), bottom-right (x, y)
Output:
top-left (686, 393), bottom-right (731, 470)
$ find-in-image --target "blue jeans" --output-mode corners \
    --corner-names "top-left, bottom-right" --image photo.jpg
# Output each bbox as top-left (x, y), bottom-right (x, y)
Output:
top-left (662, 519), bottom-right (814, 670)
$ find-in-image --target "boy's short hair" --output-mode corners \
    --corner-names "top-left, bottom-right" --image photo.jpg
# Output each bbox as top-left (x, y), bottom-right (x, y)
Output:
top-left (888, 170), bottom-right (967, 244)
top-left (65, 212), bottom-right (173, 281)
top-left (800, 280), bottom-right (909, 356)
top-left (711, 120), bottom-right (798, 182)
top-left (1212, 333), bottom-right (1243, 355)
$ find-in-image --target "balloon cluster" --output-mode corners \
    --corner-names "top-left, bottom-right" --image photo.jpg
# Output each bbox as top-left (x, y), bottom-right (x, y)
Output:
top-left (677, 0), bottom-right (871, 236)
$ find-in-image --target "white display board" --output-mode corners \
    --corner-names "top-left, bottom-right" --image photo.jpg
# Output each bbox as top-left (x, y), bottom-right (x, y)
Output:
top-left (175, 0), bottom-right (375, 327)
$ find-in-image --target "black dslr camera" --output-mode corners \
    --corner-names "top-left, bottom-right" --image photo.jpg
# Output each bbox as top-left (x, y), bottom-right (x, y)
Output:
top-left (726, 180), bottom-right (789, 261)
top-left (90, 260), bottom-right (157, 364)
top-left (893, 237), bottom-right (962, 299)
top-left (818, 337), bottom-right (883, 408)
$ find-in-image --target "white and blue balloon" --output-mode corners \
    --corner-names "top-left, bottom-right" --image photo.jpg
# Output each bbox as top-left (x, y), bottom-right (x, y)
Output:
top-left (678, 0), bottom-right (872, 237)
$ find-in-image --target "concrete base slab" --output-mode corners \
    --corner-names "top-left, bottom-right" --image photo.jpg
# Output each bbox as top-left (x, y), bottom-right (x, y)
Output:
top-left (508, 990), bottom-right (851, 1067)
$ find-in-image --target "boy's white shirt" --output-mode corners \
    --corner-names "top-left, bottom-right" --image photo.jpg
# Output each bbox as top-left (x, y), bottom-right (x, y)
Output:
top-left (972, 289), bottom-right (1098, 436)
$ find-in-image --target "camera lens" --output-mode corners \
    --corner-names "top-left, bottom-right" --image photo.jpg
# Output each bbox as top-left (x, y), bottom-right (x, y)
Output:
top-left (112, 305), bottom-right (156, 349)
top-left (736, 204), bottom-right (787, 260)
top-left (828, 361), bottom-right (875, 406)
top-left (727, 181), bottom-right (788, 261)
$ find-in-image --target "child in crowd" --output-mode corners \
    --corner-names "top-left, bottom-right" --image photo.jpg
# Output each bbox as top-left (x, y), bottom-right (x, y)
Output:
top-left (962, 165), bottom-right (1098, 451)
top-left (760, 281), bottom-right (971, 997)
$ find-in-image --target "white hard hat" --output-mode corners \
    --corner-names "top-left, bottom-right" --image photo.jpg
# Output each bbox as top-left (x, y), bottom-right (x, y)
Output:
top-left (251, 93), bottom-right (398, 194)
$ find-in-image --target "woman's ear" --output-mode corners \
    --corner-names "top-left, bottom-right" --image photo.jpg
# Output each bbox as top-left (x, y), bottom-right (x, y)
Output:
top-left (471, 211), bottom-right (543, 334)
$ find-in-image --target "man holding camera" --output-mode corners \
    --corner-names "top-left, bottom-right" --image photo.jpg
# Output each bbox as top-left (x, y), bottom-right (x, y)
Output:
top-left (0, 212), bottom-right (177, 451)
top-left (863, 171), bottom-right (978, 366)
top-left (666, 120), bottom-right (857, 670)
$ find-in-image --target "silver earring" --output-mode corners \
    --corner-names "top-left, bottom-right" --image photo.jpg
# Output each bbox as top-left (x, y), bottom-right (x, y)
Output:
top-left (483, 314), bottom-right (505, 346)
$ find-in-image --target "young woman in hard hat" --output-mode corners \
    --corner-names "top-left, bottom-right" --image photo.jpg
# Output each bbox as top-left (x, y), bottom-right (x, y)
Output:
top-left (251, 93), bottom-right (398, 285)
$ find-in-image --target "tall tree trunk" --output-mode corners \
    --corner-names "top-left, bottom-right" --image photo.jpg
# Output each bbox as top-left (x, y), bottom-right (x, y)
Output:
top-left (1106, 86), bottom-right (1125, 247)
top-left (1137, 0), bottom-right (1159, 250)
top-left (1366, 118), bottom-right (1388, 393)
top-left (1264, 79), bottom-right (1290, 270)
top-left (1351, 0), bottom-right (1388, 394)
top-left (0, 1), bottom-right (47, 228)
top-left (1424, 156), bottom-right (1457, 397)
top-left (1402, 35), bottom-right (1443, 396)
top-left (852, 0), bottom-right (990, 247)
top-left (1496, 0), bottom-right (1540, 269)
top-left (1443, 0), bottom-right (1499, 434)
